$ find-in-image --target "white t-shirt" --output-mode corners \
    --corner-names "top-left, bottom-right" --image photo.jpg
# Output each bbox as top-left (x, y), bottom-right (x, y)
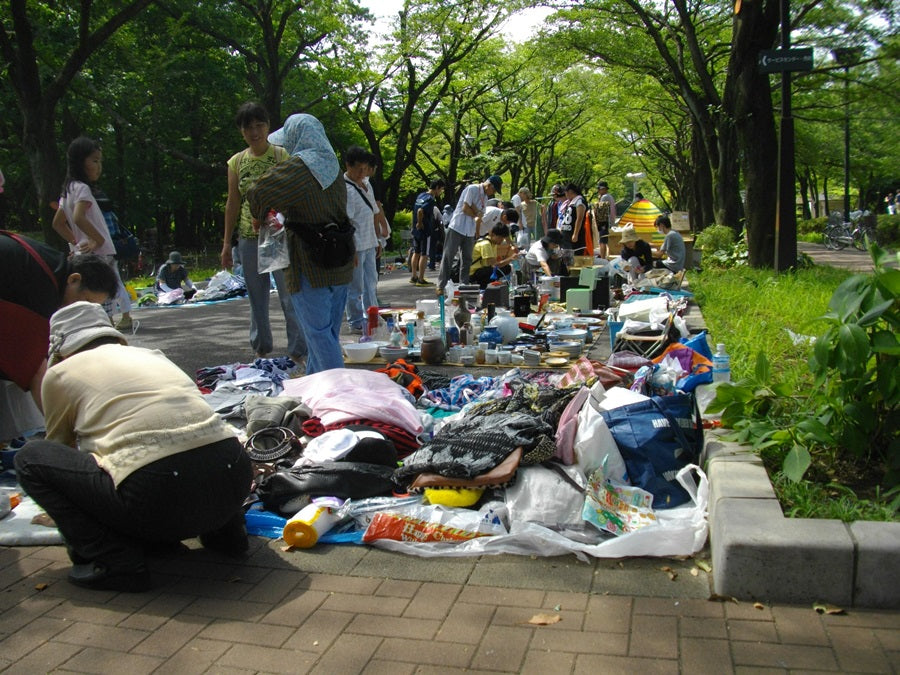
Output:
top-left (59, 181), bottom-right (116, 256)
top-left (344, 175), bottom-right (380, 251)
top-left (448, 183), bottom-right (487, 237)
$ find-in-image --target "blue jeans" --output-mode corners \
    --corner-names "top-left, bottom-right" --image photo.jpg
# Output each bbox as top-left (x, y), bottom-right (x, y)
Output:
top-left (438, 227), bottom-right (474, 291)
top-left (239, 237), bottom-right (306, 358)
top-left (292, 272), bottom-right (349, 374)
top-left (345, 246), bottom-right (378, 329)
top-left (14, 437), bottom-right (251, 567)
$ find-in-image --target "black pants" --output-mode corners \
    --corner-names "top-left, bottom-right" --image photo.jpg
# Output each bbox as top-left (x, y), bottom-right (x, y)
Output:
top-left (15, 437), bottom-right (252, 566)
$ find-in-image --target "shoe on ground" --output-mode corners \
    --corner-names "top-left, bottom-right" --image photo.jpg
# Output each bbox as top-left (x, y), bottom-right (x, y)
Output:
top-left (68, 561), bottom-right (153, 593)
top-left (409, 277), bottom-right (419, 285)
top-left (200, 512), bottom-right (249, 558)
top-left (415, 279), bottom-right (435, 286)
top-left (115, 316), bottom-right (132, 331)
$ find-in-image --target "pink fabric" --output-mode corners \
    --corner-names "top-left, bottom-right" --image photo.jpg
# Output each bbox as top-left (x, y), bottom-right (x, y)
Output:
top-left (553, 386), bottom-right (591, 465)
top-left (282, 368), bottom-right (423, 435)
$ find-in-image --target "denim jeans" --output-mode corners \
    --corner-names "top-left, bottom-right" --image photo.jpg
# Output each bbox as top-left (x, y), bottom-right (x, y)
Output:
top-left (291, 271), bottom-right (349, 375)
top-left (14, 437), bottom-right (252, 567)
top-left (345, 246), bottom-right (378, 329)
top-left (438, 228), bottom-right (474, 291)
top-left (239, 237), bottom-right (306, 357)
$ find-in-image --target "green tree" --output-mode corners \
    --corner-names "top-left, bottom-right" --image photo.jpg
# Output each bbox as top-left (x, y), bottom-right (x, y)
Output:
top-left (0, 0), bottom-right (154, 244)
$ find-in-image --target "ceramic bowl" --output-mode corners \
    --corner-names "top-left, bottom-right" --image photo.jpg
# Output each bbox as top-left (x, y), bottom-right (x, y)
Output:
top-left (555, 328), bottom-right (588, 343)
top-left (343, 342), bottom-right (378, 363)
top-left (379, 345), bottom-right (409, 361)
top-left (545, 356), bottom-right (569, 367)
top-left (549, 341), bottom-right (582, 357)
top-left (522, 350), bottom-right (542, 367)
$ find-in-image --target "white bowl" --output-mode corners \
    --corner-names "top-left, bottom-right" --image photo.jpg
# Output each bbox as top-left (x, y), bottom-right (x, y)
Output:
top-left (343, 342), bottom-right (378, 363)
top-left (556, 328), bottom-right (589, 343)
top-left (379, 345), bottom-right (409, 360)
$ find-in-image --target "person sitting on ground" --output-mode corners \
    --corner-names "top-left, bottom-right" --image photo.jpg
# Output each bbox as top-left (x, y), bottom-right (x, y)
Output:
top-left (156, 251), bottom-right (196, 299)
top-left (523, 229), bottom-right (565, 281)
top-left (469, 223), bottom-right (517, 289)
top-left (1, 234), bottom-right (118, 411)
top-left (616, 223), bottom-right (654, 284)
top-left (14, 301), bottom-right (253, 592)
top-left (652, 214), bottom-right (686, 273)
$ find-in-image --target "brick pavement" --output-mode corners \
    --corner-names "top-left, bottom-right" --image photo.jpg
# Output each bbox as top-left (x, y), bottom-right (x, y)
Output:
top-left (1, 537), bottom-right (898, 673)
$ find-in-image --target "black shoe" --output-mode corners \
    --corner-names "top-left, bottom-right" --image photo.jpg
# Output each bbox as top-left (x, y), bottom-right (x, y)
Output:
top-left (68, 562), bottom-right (153, 593)
top-left (200, 512), bottom-right (249, 558)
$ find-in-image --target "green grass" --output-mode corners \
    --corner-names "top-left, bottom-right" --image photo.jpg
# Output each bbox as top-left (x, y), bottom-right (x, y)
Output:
top-left (690, 265), bottom-right (898, 521)
top-left (690, 266), bottom-right (852, 389)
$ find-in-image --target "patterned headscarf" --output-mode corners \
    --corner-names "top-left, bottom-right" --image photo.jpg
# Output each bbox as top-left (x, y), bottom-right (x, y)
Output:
top-left (267, 113), bottom-right (339, 189)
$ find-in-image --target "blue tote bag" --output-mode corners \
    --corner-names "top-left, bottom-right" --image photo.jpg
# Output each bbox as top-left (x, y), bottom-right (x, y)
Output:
top-left (600, 394), bottom-right (703, 509)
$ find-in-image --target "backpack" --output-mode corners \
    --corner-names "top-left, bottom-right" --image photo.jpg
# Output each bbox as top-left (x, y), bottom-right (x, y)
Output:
top-left (413, 192), bottom-right (435, 230)
top-left (102, 209), bottom-right (140, 260)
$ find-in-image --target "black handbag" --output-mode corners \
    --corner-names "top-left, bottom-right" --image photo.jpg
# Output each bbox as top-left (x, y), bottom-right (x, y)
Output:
top-left (287, 219), bottom-right (356, 268)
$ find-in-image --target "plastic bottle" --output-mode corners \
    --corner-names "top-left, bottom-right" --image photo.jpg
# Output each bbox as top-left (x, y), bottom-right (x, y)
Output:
top-left (712, 343), bottom-right (731, 383)
top-left (282, 503), bottom-right (339, 548)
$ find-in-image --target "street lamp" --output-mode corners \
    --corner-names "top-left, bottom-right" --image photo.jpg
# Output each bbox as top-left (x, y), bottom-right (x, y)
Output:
top-left (831, 47), bottom-right (862, 221)
top-left (625, 172), bottom-right (645, 202)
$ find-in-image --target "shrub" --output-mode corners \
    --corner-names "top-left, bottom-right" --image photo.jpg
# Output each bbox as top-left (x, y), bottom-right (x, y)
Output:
top-left (709, 245), bottom-right (900, 490)
top-left (876, 213), bottom-right (900, 248)
top-left (693, 224), bottom-right (735, 253)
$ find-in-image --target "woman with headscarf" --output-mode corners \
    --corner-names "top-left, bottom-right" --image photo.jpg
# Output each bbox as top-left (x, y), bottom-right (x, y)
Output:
top-left (247, 114), bottom-right (353, 375)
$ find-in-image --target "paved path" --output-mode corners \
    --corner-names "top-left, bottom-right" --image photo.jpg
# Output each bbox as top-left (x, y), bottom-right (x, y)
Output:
top-left (2, 266), bottom-right (898, 673)
top-left (798, 241), bottom-right (895, 272)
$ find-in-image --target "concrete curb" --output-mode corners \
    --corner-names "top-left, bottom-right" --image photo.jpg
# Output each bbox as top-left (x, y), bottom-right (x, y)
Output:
top-left (705, 432), bottom-right (900, 608)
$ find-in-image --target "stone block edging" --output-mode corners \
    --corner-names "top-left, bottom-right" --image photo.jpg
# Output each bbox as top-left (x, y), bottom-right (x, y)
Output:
top-left (704, 432), bottom-right (900, 608)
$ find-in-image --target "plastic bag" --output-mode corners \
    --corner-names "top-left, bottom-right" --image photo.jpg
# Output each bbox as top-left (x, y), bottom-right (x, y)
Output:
top-left (572, 383), bottom-right (628, 481)
top-left (157, 288), bottom-right (184, 305)
top-left (258, 212), bottom-right (290, 273)
top-left (582, 466), bottom-right (657, 536)
top-left (362, 503), bottom-right (507, 544)
top-left (504, 464), bottom-right (586, 529)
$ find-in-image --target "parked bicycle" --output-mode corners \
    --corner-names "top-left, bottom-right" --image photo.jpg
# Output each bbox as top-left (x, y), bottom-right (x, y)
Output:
top-left (824, 210), bottom-right (876, 251)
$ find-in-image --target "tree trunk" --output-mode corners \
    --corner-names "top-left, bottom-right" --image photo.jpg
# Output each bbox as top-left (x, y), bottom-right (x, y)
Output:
top-left (22, 112), bottom-right (65, 246)
top-left (723, 0), bottom-right (780, 267)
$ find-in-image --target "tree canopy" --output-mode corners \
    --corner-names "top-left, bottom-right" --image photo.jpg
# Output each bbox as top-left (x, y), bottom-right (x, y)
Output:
top-left (0, 0), bottom-right (896, 267)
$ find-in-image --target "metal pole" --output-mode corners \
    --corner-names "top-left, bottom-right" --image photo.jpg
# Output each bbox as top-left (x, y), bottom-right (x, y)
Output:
top-left (843, 68), bottom-right (851, 219)
top-left (774, 0), bottom-right (797, 271)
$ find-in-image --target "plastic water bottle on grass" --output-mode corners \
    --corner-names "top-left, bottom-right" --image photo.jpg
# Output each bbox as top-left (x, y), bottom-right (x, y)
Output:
top-left (712, 343), bottom-right (731, 383)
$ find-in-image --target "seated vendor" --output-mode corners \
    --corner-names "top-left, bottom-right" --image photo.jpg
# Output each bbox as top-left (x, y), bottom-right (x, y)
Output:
top-left (616, 223), bottom-right (654, 284)
top-left (156, 250), bottom-right (196, 299)
top-left (469, 223), bottom-right (517, 289)
top-left (651, 214), bottom-right (686, 273)
top-left (14, 301), bottom-right (252, 592)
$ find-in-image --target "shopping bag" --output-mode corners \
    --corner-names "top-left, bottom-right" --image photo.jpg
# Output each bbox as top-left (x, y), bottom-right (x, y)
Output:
top-left (258, 213), bottom-right (290, 273)
top-left (599, 394), bottom-right (702, 509)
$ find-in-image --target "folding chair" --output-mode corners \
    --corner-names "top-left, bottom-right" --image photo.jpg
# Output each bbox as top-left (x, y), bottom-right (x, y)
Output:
top-left (611, 308), bottom-right (680, 360)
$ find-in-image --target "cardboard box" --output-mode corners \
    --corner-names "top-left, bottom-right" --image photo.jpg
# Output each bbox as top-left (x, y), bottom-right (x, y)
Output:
top-left (573, 255), bottom-right (594, 268)
top-left (671, 211), bottom-right (691, 232)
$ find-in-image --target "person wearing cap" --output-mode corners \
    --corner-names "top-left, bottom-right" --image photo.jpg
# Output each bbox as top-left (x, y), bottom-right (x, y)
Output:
top-left (155, 251), bottom-right (196, 300)
top-left (593, 180), bottom-right (617, 259)
top-left (14, 301), bottom-right (252, 592)
top-left (523, 229), bottom-right (565, 280)
top-left (222, 102), bottom-right (307, 363)
top-left (1, 233), bottom-right (118, 411)
top-left (436, 175), bottom-right (502, 293)
top-left (616, 223), bottom-right (654, 283)
top-left (246, 113), bottom-right (352, 375)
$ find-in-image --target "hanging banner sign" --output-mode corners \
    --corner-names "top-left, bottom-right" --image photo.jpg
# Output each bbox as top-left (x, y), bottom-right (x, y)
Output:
top-left (758, 48), bottom-right (814, 73)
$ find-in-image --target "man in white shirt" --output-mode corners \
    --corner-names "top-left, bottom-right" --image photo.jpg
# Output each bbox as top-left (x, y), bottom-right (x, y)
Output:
top-left (437, 175), bottom-right (502, 294)
top-left (343, 146), bottom-right (381, 332)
